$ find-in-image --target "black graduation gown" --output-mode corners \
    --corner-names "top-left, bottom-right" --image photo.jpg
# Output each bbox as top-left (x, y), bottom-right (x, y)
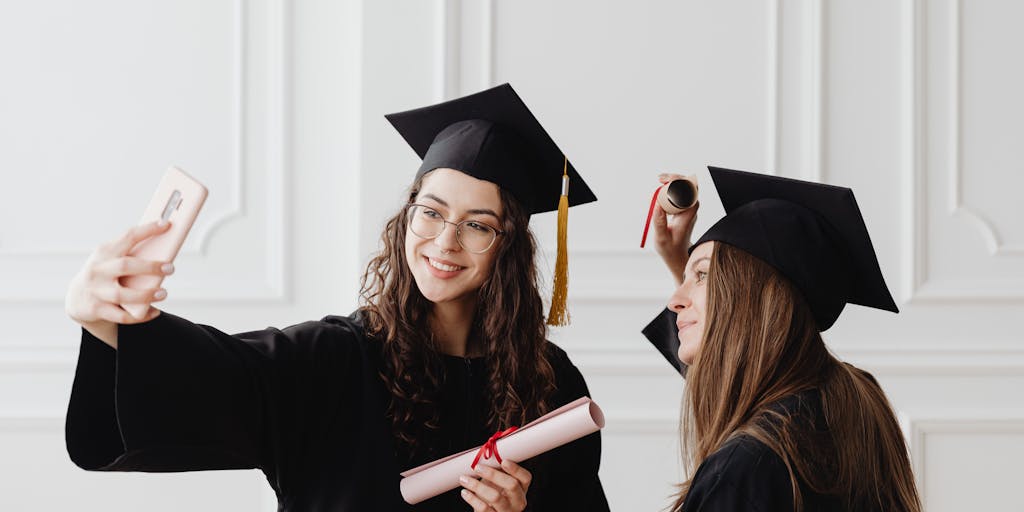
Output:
top-left (680, 392), bottom-right (845, 512)
top-left (65, 311), bottom-right (609, 511)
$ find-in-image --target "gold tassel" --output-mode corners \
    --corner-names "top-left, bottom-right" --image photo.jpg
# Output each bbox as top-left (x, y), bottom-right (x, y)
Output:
top-left (547, 157), bottom-right (570, 326)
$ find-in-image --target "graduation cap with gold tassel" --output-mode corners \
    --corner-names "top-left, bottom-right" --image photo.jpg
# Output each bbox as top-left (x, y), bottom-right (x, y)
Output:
top-left (384, 83), bottom-right (597, 325)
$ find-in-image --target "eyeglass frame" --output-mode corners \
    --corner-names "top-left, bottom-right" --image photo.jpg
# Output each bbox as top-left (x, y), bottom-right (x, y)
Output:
top-left (404, 203), bottom-right (506, 254)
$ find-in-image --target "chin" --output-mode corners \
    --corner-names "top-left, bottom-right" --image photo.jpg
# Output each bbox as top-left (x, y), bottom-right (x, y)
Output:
top-left (677, 341), bottom-right (698, 366)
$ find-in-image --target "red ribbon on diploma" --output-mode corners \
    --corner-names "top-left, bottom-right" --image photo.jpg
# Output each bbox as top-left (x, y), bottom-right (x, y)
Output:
top-left (470, 426), bottom-right (519, 469)
top-left (640, 186), bottom-right (661, 248)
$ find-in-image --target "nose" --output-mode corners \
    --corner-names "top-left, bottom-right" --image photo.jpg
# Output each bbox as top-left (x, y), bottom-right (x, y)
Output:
top-left (667, 281), bottom-right (691, 313)
top-left (433, 221), bottom-right (461, 252)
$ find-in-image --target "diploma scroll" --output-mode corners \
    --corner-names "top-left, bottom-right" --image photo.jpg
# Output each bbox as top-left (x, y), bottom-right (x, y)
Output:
top-left (398, 397), bottom-right (605, 504)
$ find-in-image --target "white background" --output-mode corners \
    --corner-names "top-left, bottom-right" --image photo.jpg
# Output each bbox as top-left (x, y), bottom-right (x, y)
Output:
top-left (1, 1), bottom-right (1022, 510)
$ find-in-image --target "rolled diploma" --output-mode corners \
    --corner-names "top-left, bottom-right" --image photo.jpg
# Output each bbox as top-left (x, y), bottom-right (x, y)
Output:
top-left (399, 397), bottom-right (605, 504)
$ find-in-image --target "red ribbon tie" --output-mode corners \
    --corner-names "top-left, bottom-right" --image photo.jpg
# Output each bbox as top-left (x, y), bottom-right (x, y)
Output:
top-left (640, 186), bottom-right (661, 248)
top-left (470, 426), bottom-right (519, 470)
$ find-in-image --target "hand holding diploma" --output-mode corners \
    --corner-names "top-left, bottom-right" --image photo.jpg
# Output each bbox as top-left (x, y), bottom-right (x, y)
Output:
top-left (645, 173), bottom-right (701, 286)
top-left (399, 397), bottom-right (606, 505)
top-left (459, 459), bottom-right (532, 512)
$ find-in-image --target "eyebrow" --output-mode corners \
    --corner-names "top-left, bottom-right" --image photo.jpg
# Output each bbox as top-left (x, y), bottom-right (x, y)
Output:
top-left (688, 256), bottom-right (711, 270)
top-left (421, 193), bottom-right (501, 219)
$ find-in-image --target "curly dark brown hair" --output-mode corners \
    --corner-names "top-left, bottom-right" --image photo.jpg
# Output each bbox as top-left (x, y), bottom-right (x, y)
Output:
top-left (358, 172), bottom-right (557, 459)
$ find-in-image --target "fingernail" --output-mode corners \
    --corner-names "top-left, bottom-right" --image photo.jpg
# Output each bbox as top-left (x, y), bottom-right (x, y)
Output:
top-left (161, 263), bottom-right (175, 274)
top-left (156, 219), bottom-right (168, 228)
top-left (153, 289), bottom-right (167, 300)
top-left (460, 489), bottom-right (470, 499)
top-left (459, 475), bottom-right (471, 485)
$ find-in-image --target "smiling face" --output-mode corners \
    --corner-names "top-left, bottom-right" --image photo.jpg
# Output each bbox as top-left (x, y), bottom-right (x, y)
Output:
top-left (667, 241), bottom-right (715, 365)
top-left (404, 168), bottom-right (504, 307)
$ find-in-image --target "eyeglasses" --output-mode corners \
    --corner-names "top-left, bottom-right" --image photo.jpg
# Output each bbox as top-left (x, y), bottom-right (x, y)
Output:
top-left (405, 203), bottom-right (504, 254)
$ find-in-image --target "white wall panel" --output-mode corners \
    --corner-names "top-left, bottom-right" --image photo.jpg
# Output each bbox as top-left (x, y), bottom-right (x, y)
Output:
top-left (910, 416), bottom-right (1024, 512)
top-left (911, 0), bottom-right (1024, 300)
top-left (0, 0), bottom-right (286, 306)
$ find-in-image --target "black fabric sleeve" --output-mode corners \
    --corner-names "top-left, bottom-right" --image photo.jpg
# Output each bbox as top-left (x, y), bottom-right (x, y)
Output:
top-left (65, 312), bottom-right (358, 483)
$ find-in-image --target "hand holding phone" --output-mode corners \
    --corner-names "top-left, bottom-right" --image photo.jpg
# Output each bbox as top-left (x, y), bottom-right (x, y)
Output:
top-left (120, 167), bottom-right (207, 318)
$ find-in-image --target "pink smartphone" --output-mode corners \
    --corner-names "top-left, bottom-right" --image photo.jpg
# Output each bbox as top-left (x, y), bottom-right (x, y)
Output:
top-left (120, 166), bottom-right (208, 318)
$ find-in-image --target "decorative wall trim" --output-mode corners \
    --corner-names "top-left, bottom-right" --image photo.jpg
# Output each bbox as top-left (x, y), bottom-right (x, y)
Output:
top-left (10, 344), bottom-right (1024, 377)
top-left (801, 0), bottom-right (825, 182)
top-left (434, 0), bottom-right (494, 100)
top-left (0, 0), bottom-right (289, 303)
top-left (566, 344), bottom-right (1024, 377)
top-left (944, 0), bottom-right (1024, 257)
top-left (907, 412), bottom-right (1024, 510)
top-left (903, 0), bottom-right (1024, 302)
top-left (766, 0), bottom-right (780, 175)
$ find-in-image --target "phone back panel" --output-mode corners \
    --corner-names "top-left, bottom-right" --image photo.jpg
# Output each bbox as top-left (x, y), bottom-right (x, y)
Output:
top-left (121, 167), bottom-right (207, 316)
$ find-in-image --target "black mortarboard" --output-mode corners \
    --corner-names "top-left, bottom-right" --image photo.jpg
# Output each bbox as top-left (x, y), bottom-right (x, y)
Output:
top-left (642, 166), bottom-right (898, 376)
top-left (385, 83), bottom-right (596, 326)
top-left (384, 83), bottom-right (596, 215)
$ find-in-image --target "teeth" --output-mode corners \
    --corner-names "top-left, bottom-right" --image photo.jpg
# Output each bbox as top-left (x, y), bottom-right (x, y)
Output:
top-left (429, 258), bottom-right (462, 272)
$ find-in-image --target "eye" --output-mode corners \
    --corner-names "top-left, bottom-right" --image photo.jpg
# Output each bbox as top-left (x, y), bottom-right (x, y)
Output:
top-left (421, 208), bottom-right (441, 219)
top-left (695, 270), bottom-right (708, 283)
top-left (464, 221), bottom-right (492, 233)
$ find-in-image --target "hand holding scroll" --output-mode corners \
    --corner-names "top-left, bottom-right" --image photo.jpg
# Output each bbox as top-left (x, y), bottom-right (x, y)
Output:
top-left (650, 173), bottom-right (700, 286)
top-left (459, 459), bottom-right (531, 512)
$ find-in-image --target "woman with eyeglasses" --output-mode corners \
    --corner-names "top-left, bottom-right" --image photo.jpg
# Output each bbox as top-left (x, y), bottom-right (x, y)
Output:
top-left (64, 84), bottom-right (609, 512)
top-left (643, 168), bottom-right (921, 511)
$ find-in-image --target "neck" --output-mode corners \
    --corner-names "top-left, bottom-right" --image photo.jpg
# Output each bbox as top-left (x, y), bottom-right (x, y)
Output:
top-left (429, 297), bottom-right (479, 357)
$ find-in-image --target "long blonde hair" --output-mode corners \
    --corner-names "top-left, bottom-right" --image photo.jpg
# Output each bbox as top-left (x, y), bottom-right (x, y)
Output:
top-left (671, 243), bottom-right (921, 511)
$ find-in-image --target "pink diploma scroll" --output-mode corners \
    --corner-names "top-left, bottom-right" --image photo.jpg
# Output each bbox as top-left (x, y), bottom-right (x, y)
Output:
top-left (398, 396), bottom-right (605, 504)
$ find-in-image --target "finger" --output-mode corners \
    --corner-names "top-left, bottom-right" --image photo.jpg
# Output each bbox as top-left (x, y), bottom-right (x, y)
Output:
top-left (460, 489), bottom-right (492, 512)
top-left (475, 464), bottom-right (523, 495)
top-left (460, 474), bottom-right (503, 503)
top-left (93, 286), bottom-right (167, 305)
top-left (500, 459), bottom-right (532, 491)
top-left (93, 257), bottom-right (173, 280)
top-left (93, 302), bottom-right (148, 325)
top-left (108, 221), bottom-right (172, 256)
top-left (657, 172), bottom-right (686, 184)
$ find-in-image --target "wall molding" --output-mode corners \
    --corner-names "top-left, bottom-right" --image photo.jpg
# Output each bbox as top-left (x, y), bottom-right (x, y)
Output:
top-left (800, 0), bottom-right (825, 182)
top-left (907, 412), bottom-right (1024, 510)
top-left (565, 344), bottom-right (1024, 377)
top-left (10, 343), bottom-right (1024, 378)
top-left (904, 0), bottom-right (1024, 302)
top-left (434, 0), bottom-right (494, 101)
top-left (944, 0), bottom-right (1024, 257)
top-left (0, 0), bottom-right (289, 303)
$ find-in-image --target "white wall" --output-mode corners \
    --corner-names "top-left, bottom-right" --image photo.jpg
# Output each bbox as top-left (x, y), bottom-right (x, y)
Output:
top-left (1, 1), bottom-right (1022, 510)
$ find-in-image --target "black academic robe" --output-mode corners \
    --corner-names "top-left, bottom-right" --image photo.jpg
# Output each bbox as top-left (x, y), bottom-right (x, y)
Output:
top-left (680, 392), bottom-right (845, 512)
top-left (66, 311), bottom-right (609, 511)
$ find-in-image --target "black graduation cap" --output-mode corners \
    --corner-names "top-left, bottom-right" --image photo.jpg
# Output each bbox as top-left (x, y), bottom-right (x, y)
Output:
top-left (384, 83), bottom-right (597, 215)
top-left (642, 166), bottom-right (898, 376)
top-left (384, 83), bottom-right (596, 326)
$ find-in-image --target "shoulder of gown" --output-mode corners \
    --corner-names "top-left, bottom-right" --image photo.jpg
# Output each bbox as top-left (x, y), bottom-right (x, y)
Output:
top-left (682, 433), bottom-right (794, 512)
